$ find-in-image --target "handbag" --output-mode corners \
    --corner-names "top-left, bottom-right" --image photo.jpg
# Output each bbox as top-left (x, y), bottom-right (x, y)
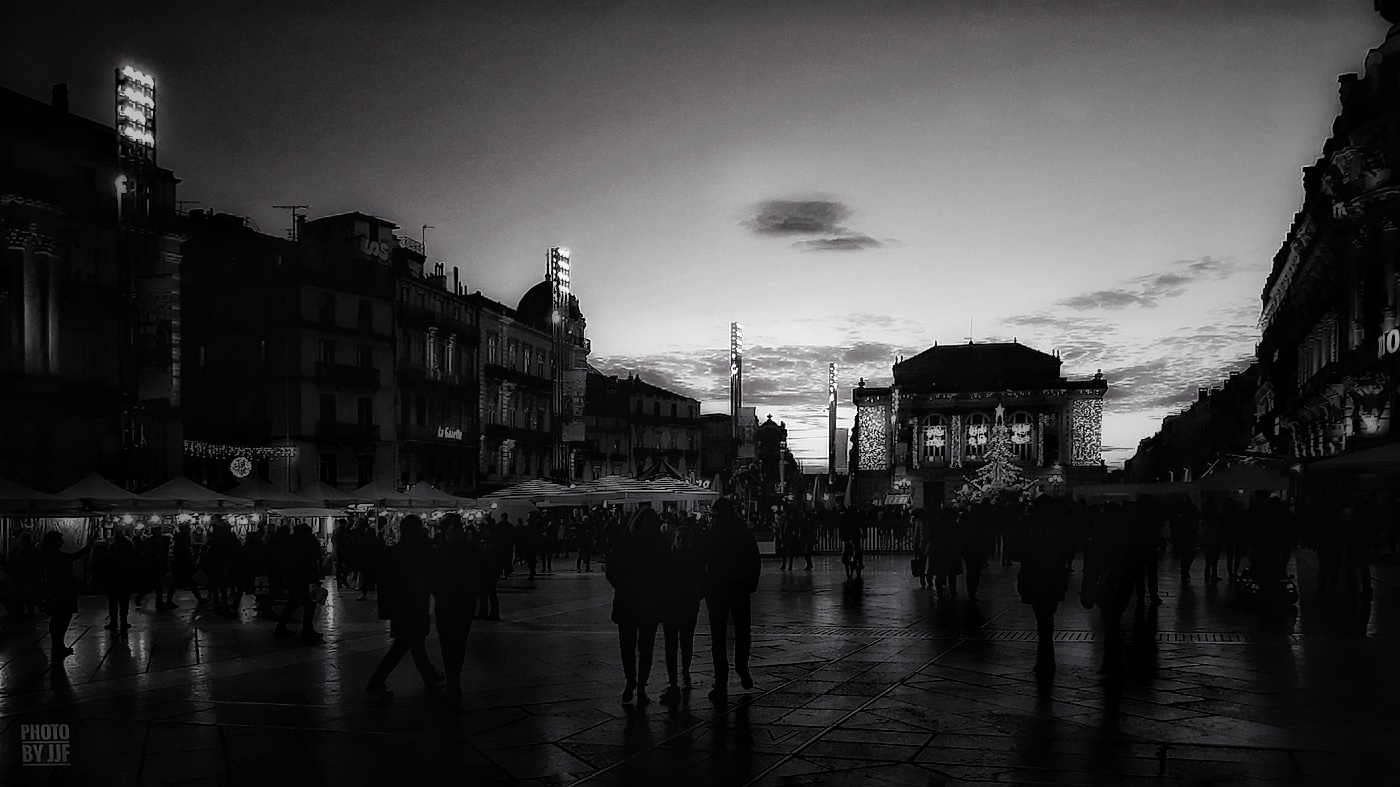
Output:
top-left (909, 556), bottom-right (925, 577)
top-left (311, 586), bottom-right (329, 605)
top-left (190, 570), bottom-right (208, 588)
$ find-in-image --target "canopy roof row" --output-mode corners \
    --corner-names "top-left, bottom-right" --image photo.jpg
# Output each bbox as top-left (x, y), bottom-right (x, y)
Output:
top-left (480, 474), bottom-right (719, 507)
top-left (0, 474), bottom-right (479, 516)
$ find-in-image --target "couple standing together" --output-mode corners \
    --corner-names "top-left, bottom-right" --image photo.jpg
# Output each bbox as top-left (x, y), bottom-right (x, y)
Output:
top-left (607, 498), bottom-right (760, 706)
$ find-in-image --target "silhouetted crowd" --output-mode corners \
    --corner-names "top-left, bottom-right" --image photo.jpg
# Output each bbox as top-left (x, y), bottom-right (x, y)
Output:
top-left (1, 489), bottom-right (1390, 697)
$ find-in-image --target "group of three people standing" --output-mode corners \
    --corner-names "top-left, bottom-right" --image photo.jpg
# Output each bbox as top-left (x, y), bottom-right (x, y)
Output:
top-left (606, 497), bottom-right (760, 706)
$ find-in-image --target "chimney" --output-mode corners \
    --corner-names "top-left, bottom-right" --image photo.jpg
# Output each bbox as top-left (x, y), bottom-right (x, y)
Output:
top-left (453, 266), bottom-right (459, 294)
top-left (1197, 387), bottom-right (1208, 402)
top-left (51, 83), bottom-right (69, 113)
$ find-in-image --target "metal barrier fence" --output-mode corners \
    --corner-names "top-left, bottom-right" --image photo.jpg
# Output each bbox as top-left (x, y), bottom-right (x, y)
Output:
top-left (805, 527), bottom-right (915, 554)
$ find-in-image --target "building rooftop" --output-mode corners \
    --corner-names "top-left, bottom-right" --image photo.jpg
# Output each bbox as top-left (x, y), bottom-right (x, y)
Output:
top-left (893, 341), bottom-right (1067, 390)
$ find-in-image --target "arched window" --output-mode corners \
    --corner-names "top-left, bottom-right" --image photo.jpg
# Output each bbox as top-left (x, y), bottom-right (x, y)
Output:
top-left (966, 412), bottom-right (990, 459)
top-left (1010, 411), bottom-right (1034, 460)
top-left (922, 414), bottom-right (947, 465)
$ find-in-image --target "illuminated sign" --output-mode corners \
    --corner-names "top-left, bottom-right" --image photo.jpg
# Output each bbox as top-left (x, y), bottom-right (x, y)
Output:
top-left (1379, 328), bottom-right (1400, 359)
top-left (116, 65), bottom-right (155, 149)
top-left (437, 426), bottom-right (464, 440)
top-left (230, 456), bottom-right (252, 478)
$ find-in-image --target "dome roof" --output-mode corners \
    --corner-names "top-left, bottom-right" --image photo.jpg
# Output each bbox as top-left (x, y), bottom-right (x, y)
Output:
top-left (516, 279), bottom-right (553, 329)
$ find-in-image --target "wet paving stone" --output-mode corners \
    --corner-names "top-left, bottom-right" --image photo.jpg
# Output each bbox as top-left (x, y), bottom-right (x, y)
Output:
top-left (0, 553), bottom-right (1397, 784)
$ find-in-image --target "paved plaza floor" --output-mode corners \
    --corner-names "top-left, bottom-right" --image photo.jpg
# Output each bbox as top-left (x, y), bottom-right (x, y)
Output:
top-left (1, 551), bottom-right (1397, 786)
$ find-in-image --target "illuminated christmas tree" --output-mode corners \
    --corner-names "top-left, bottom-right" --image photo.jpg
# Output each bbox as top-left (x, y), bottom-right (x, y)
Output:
top-left (959, 404), bottom-right (1035, 504)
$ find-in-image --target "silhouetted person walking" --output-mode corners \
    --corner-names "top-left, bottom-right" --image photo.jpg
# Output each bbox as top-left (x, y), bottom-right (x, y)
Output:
top-left (606, 508), bottom-right (669, 707)
top-left (1133, 496), bottom-right (1165, 606)
top-left (703, 498), bottom-right (761, 700)
top-left (962, 502), bottom-right (995, 602)
top-left (274, 523), bottom-right (324, 643)
top-left (367, 515), bottom-right (441, 696)
top-left (660, 523), bottom-right (705, 704)
top-left (94, 532), bottom-right (137, 630)
top-left (432, 513), bottom-right (484, 703)
top-left (1080, 503), bottom-right (1137, 676)
top-left (40, 528), bottom-right (94, 663)
top-left (1016, 495), bottom-right (1074, 677)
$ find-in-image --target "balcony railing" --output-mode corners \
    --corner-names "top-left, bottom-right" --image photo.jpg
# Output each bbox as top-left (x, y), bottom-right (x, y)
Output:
top-left (314, 362), bottom-right (381, 389)
top-left (314, 421), bottom-right (382, 444)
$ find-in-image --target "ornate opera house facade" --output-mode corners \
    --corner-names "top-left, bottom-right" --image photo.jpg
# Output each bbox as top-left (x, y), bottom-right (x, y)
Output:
top-left (851, 342), bottom-right (1107, 508)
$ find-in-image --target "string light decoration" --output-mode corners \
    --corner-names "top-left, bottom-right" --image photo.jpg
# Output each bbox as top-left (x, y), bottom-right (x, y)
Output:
top-left (958, 404), bottom-right (1034, 505)
top-left (1070, 398), bottom-right (1104, 466)
top-left (183, 440), bottom-right (295, 460)
top-left (949, 414), bottom-right (963, 468)
top-left (856, 404), bottom-right (888, 470)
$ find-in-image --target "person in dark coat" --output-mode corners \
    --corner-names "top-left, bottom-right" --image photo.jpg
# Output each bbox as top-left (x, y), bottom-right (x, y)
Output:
top-left (40, 528), bottom-right (95, 661)
top-left (1080, 502), bottom-right (1138, 676)
top-left (1170, 499), bottom-right (1200, 581)
top-left (1132, 496), bottom-right (1165, 606)
top-left (94, 532), bottom-right (138, 630)
top-left (606, 507), bottom-right (669, 707)
top-left (332, 522), bottom-right (353, 588)
top-left (928, 504), bottom-right (965, 599)
top-left (702, 497), bottom-right (762, 701)
top-left (961, 501), bottom-right (996, 601)
top-left (367, 515), bottom-right (441, 695)
top-left (838, 505), bottom-right (864, 581)
top-left (1201, 497), bottom-right (1225, 583)
top-left (432, 513), bottom-right (484, 703)
top-left (912, 508), bottom-right (936, 588)
top-left (357, 522), bottom-right (384, 600)
top-left (477, 519), bottom-right (507, 621)
top-left (171, 524), bottom-right (204, 606)
top-left (1016, 495), bottom-right (1075, 677)
top-left (659, 523), bottom-right (705, 705)
top-left (273, 523), bottom-right (324, 643)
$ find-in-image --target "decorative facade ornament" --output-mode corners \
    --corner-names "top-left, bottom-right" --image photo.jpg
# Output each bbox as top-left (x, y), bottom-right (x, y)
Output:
top-left (949, 414), bottom-right (963, 468)
top-left (855, 404), bottom-right (888, 471)
top-left (1070, 398), bottom-right (1104, 466)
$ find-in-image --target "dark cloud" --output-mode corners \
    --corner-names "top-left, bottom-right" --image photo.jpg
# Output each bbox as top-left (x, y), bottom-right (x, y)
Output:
top-left (746, 199), bottom-right (850, 236)
top-left (791, 235), bottom-right (884, 252)
top-left (745, 198), bottom-right (892, 252)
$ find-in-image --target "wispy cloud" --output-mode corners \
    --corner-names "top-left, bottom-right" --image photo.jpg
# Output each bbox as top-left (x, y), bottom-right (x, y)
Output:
top-left (791, 234), bottom-right (884, 252)
top-left (1055, 255), bottom-right (1245, 311)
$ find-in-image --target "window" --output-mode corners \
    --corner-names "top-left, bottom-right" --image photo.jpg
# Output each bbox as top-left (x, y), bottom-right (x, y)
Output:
top-left (319, 339), bottom-right (336, 364)
top-left (487, 335), bottom-right (499, 364)
top-left (357, 455), bottom-right (374, 487)
top-left (508, 340), bottom-right (519, 369)
top-left (259, 340), bottom-right (267, 363)
top-left (357, 345), bottom-right (372, 368)
top-left (636, 400), bottom-right (643, 414)
top-left (320, 291), bottom-right (336, 325)
top-left (415, 394), bottom-right (426, 427)
top-left (921, 415), bottom-right (948, 465)
top-left (671, 403), bottom-right (677, 417)
top-left (319, 394), bottom-right (336, 425)
top-left (358, 300), bottom-right (373, 332)
top-left (524, 346), bottom-right (533, 373)
top-left (400, 395), bottom-right (410, 425)
top-left (653, 402), bottom-right (660, 416)
top-left (965, 413), bottom-right (990, 460)
top-left (320, 455), bottom-right (338, 486)
top-left (538, 351), bottom-right (546, 377)
top-left (1011, 411), bottom-right (1034, 460)
top-left (357, 397), bottom-right (373, 425)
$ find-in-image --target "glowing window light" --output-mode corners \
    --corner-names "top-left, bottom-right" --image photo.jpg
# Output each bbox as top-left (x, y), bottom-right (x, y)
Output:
top-left (120, 86), bottom-right (154, 107)
top-left (119, 104), bottom-right (148, 122)
top-left (121, 65), bottom-right (155, 87)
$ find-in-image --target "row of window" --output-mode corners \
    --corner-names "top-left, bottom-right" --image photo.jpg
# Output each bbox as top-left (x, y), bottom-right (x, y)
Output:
top-left (485, 334), bottom-right (549, 377)
top-left (918, 412), bottom-right (1036, 462)
top-left (1296, 313), bottom-right (1339, 388)
top-left (320, 394), bottom-right (375, 426)
top-left (483, 445), bottom-right (547, 479)
top-left (320, 454), bottom-right (375, 489)
top-left (636, 399), bottom-right (698, 419)
top-left (484, 388), bottom-right (548, 430)
top-left (399, 392), bottom-right (469, 430)
top-left (319, 291), bottom-right (376, 332)
top-left (319, 339), bottom-right (375, 368)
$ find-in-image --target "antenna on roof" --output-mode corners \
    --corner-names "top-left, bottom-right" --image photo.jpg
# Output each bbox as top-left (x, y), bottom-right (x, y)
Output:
top-left (272, 205), bottom-right (308, 241)
top-left (965, 317), bottom-right (973, 344)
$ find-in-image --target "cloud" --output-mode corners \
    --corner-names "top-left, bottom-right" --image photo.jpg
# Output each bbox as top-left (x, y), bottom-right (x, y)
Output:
top-left (745, 197), bottom-right (892, 252)
top-left (746, 199), bottom-right (850, 236)
top-left (1057, 289), bottom-right (1158, 310)
top-left (791, 235), bottom-right (885, 252)
top-left (1056, 255), bottom-right (1247, 312)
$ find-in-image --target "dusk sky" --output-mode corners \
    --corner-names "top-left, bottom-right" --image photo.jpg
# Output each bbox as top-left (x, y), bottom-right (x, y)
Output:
top-left (5, 1), bottom-right (1392, 470)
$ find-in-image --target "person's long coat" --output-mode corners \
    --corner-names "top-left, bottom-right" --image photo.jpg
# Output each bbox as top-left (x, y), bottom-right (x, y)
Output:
top-left (377, 533), bottom-right (434, 638)
top-left (607, 531), bottom-right (669, 625)
top-left (433, 539), bottom-right (484, 640)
